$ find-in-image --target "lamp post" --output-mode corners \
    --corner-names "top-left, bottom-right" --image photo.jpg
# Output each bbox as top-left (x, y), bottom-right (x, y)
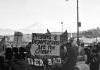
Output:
top-left (77, 0), bottom-right (80, 46)
top-left (61, 22), bottom-right (63, 32)
top-left (65, 0), bottom-right (81, 46)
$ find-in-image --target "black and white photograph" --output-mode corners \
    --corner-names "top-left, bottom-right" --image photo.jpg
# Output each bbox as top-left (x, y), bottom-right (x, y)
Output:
top-left (0, 0), bottom-right (100, 70)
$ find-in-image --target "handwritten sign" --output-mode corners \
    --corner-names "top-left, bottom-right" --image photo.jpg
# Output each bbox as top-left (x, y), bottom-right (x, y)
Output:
top-left (30, 33), bottom-right (60, 56)
top-left (27, 57), bottom-right (61, 66)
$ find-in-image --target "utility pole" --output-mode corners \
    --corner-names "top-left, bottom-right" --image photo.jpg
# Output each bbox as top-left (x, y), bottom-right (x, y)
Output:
top-left (77, 0), bottom-right (79, 46)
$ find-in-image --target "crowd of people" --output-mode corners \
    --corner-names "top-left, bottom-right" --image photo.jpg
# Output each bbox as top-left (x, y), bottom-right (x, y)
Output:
top-left (0, 40), bottom-right (100, 70)
top-left (60, 40), bottom-right (100, 70)
top-left (0, 46), bottom-right (32, 70)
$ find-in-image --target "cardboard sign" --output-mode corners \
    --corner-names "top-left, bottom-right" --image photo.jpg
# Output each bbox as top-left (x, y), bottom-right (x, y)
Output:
top-left (30, 33), bottom-right (60, 56)
top-left (13, 32), bottom-right (23, 48)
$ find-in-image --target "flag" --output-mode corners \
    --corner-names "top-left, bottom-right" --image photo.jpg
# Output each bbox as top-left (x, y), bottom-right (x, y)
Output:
top-left (60, 30), bottom-right (68, 44)
top-left (46, 29), bottom-right (51, 34)
top-left (0, 36), bottom-right (5, 56)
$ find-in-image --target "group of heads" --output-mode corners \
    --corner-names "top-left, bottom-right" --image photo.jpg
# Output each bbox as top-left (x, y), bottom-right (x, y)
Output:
top-left (5, 47), bottom-right (27, 61)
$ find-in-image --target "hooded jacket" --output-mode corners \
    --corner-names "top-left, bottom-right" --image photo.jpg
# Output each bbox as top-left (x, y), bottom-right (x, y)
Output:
top-left (12, 59), bottom-right (31, 70)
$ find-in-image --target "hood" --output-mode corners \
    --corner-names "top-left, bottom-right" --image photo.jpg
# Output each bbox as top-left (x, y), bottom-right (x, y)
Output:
top-left (15, 59), bottom-right (25, 68)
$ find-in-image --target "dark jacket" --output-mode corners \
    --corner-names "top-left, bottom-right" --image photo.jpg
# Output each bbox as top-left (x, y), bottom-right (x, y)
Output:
top-left (63, 48), bottom-right (77, 70)
top-left (12, 59), bottom-right (31, 70)
top-left (0, 64), bottom-right (11, 70)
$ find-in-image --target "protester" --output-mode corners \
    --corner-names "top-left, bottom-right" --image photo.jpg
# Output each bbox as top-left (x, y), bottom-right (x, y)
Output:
top-left (62, 42), bottom-right (78, 70)
top-left (52, 62), bottom-right (62, 70)
top-left (19, 47), bottom-right (27, 60)
top-left (11, 53), bottom-right (32, 70)
top-left (5, 47), bottom-right (13, 61)
top-left (84, 45), bottom-right (89, 64)
top-left (79, 43), bottom-right (85, 56)
top-left (76, 56), bottom-right (90, 70)
top-left (72, 41), bottom-right (79, 56)
top-left (0, 56), bottom-right (11, 70)
top-left (43, 58), bottom-right (49, 70)
top-left (91, 45), bottom-right (99, 70)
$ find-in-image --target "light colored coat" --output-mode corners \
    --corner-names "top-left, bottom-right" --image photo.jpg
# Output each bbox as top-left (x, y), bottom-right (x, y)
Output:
top-left (76, 61), bottom-right (90, 70)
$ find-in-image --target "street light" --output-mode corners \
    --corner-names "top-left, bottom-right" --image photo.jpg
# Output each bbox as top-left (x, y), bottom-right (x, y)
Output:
top-left (61, 22), bottom-right (63, 32)
top-left (77, 0), bottom-right (81, 46)
top-left (65, 0), bottom-right (81, 46)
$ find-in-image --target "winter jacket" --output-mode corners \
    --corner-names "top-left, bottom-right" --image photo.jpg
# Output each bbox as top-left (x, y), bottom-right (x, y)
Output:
top-left (0, 64), bottom-right (11, 70)
top-left (63, 49), bottom-right (77, 70)
top-left (76, 61), bottom-right (90, 70)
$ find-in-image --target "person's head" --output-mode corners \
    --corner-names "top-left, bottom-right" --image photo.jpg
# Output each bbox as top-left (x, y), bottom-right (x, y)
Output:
top-left (14, 53), bottom-right (22, 60)
top-left (77, 56), bottom-right (84, 62)
top-left (12, 47), bottom-right (19, 54)
top-left (19, 47), bottom-right (26, 53)
top-left (6, 47), bottom-right (12, 54)
top-left (0, 56), bottom-right (4, 65)
top-left (81, 43), bottom-right (84, 47)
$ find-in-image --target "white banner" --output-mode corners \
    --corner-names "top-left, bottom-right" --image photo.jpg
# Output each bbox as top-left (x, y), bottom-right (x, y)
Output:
top-left (30, 33), bottom-right (60, 56)
top-left (82, 36), bottom-right (96, 43)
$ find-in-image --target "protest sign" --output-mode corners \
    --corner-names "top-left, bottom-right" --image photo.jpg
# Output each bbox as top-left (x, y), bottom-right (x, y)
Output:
top-left (27, 57), bottom-right (61, 66)
top-left (13, 32), bottom-right (23, 48)
top-left (30, 33), bottom-right (60, 56)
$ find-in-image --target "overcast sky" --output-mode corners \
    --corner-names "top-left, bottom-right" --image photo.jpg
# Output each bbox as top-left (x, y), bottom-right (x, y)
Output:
top-left (0, 0), bottom-right (100, 33)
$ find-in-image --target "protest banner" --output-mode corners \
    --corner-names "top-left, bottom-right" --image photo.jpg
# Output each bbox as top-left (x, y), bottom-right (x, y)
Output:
top-left (27, 57), bottom-right (61, 66)
top-left (30, 33), bottom-right (60, 56)
top-left (13, 32), bottom-right (23, 48)
top-left (82, 36), bottom-right (98, 43)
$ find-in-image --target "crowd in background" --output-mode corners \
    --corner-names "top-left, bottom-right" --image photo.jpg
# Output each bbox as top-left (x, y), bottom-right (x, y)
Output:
top-left (60, 39), bottom-right (100, 70)
top-left (0, 40), bottom-right (100, 70)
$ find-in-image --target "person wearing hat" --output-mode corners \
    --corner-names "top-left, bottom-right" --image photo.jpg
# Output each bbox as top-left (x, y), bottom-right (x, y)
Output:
top-left (76, 56), bottom-right (90, 70)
